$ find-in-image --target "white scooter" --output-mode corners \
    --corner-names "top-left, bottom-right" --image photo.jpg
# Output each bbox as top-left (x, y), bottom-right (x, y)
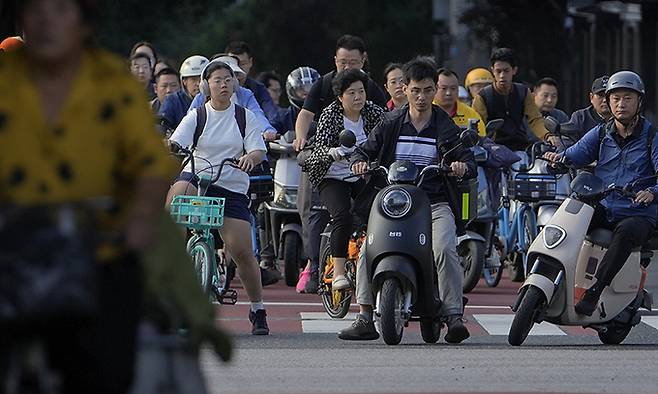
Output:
top-left (508, 169), bottom-right (655, 346)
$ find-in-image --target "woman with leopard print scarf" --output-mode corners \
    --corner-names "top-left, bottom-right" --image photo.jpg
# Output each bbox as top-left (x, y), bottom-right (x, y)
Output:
top-left (302, 69), bottom-right (384, 290)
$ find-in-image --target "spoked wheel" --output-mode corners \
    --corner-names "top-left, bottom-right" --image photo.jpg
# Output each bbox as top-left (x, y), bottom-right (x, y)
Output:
top-left (598, 325), bottom-right (632, 345)
top-left (508, 210), bottom-right (536, 282)
top-left (189, 240), bottom-right (213, 293)
top-left (319, 243), bottom-right (351, 319)
top-left (379, 278), bottom-right (405, 345)
top-left (420, 319), bottom-right (442, 344)
top-left (460, 240), bottom-right (485, 293)
top-left (484, 238), bottom-right (504, 287)
top-left (508, 286), bottom-right (545, 346)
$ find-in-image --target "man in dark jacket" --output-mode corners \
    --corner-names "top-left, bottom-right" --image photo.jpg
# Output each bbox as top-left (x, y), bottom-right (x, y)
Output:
top-left (293, 34), bottom-right (388, 151)
top-left (338, 57), bottom-right (475, 344)
top-left (545, 71), bottom-right (657, 316)
top-left (560, 76), bottom-right (612, 144)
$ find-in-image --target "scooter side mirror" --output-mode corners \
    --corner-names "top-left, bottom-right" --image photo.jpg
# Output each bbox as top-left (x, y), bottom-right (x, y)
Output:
top-left (283, 130), bottom-right (296, 144)
top-left (459, 129), bottom-right (480, 148)
top-left (339, 129), bottom-right (357, 148)
top-left (485, 119), bottom-right (504, 135)
top-left (544, 116), bottom-right (561, 134)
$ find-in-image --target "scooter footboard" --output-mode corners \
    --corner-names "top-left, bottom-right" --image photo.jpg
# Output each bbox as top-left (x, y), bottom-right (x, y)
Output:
top-left (372, 255), bottom-right (418, 302)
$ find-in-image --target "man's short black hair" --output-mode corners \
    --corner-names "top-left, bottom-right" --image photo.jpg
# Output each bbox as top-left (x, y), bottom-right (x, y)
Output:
top-left (225, 41), bottom-right (252, 57)
top-left (490, 48), bottom-right (517, 68)
top-left (402, 56), bottom-right (438, 85)
top-left (257, 71), bottom-right (282, 88)
top-left (437, 68), bottom-right (459, 80)
top-left (336, 34), bottom-right (366, 54)
top-left (383, 62), bottom-right (403, 82)
top-left (534, 77), bottom-right (559, 91)
top-left (332, 68), bottom-right (369, 97)
top-left (130, 52), bottom-right (152, 68)
top-left (154, 67), bottom-right (179, 83)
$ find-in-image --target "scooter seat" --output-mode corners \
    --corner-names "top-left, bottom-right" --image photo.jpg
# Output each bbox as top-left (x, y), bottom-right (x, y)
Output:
top-left (585, 228), bottom-right (613, 248)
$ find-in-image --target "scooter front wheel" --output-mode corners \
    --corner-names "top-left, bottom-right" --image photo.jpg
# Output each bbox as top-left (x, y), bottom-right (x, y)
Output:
top-left (508, 286), bottom-right (545, 346)
top-left (598, 326), bottom-right (631, 345)
top-left (379, 278), bottom-right (405, 345)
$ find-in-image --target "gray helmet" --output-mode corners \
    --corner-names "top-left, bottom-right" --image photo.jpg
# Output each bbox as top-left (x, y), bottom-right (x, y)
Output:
top-left (605, 70), bottom-right (645, 97)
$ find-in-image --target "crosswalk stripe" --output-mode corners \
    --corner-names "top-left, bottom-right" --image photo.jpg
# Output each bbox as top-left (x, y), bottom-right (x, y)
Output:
top-left (642, 316), bottom-right (658, 330)
top-left (300, 312), bottom-right (357, 333)
top-left (473, 314), bottom-right (567, 336)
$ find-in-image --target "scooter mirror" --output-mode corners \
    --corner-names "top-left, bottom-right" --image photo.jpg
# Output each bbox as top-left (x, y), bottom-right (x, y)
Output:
top-left (544, 116), bottom-right (561, 134)
top-left (339, 129), bottom-right (357, 148)
top-left (485, 119), bottom-right (504, 135)
top-left (283, 130), bottom-right (296, 144)
top-left (459, 129), bottom-right (480, 148)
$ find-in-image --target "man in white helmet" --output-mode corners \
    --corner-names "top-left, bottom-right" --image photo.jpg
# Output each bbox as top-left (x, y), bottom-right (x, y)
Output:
top-left (159, 55), bottom-right (209, 129)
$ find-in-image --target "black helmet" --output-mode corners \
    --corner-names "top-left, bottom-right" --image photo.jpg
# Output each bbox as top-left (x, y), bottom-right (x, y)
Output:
top-left (286, 67), bottom-right (320, 109)
top-left (605, 71), bottom-right (644, 98)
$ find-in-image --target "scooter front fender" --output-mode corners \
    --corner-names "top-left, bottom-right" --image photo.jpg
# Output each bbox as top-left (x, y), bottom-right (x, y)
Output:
top-left (372, 255), bottom-right (418, 303)
top-left (516, 274), bottom-right (556, 310)
top-left (458, 230), bottom-right (486, 244)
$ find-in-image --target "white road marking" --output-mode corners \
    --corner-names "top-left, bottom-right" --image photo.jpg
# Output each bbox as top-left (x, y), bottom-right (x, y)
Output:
top-left (300, 312), bottom-right (357, 333)
top-left (642, 315), bottom-right (658, 330)
top-left (473, 314), bottom-right (567, 336)
top-left (225, 301), bottom-right (510, 309)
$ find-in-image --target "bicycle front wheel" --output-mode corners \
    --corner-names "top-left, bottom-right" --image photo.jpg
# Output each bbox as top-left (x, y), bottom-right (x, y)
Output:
top-left (189, 240), bottom-right (214, 293)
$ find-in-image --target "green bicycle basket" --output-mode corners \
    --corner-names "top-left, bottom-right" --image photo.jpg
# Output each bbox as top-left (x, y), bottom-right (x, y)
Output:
top-left (170, 195), bottom-right (226, 230)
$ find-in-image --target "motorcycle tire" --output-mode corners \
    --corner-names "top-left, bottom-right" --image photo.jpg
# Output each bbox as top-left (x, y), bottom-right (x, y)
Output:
top-left (460, 240), bottom-right (485, 293)
top-left (420, 319), bottom-right (441, 344)
top-left (598, 326), bottom-right (631, 345)
top-left (189, 240), bottom-right (213, 294)
top-left (508, 210), bottom-right (536, 282)
top-left (508, 285), bottom-right (545, 346)
top-left (379, 278), bottom-right (405, 345)
top-left (484, 237), bottom-right (505, 287)
top-left (283, 232), bottom-right (302, 287)
top-left (319, 243), bottom-right (351, 319)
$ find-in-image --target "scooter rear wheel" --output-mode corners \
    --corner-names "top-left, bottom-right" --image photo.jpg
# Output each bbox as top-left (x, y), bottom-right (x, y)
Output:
top-left (420, 319), bottom-right (442, 344)
top-left (379, 278), bottom-right (405, 345)
top-left (508, 286), bottom-right (545, 346)
top-left (283, 232), bottom-right (303, 287)
top-left (460, 240), bottom-right (485, 293)
top-left (598, 326), bottom-right (631, 345)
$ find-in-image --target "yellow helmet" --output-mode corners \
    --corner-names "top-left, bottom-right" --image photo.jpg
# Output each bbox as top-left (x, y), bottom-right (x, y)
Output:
top-left (465, 68), bottom-right (494, 88)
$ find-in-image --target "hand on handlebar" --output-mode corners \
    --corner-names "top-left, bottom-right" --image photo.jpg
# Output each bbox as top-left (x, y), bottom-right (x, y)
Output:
top-left (263, 130), bottom-right (278, 142)
top-left (634, 190), bottom-right (655, 205)
top-left (237, 154), bottom-right (258, 173)
top-left (293, 137), bottom-right (306, 151)
top-left (546, 135), bottom-right (561, 147)
top-left (351, 161), bottom-right (369, 175)
top-left (449, 161), bottom-right (467, 178)
top-left (542, 151), bottom-right (562, 165)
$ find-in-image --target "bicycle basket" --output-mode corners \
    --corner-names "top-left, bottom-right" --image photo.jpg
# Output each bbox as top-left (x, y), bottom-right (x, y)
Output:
top-left (508, 173), bottom-right (557, 202)
top-left (248, 174), bottom-right (274, 205)
top-left (170, 195), bottom-right (225, 230)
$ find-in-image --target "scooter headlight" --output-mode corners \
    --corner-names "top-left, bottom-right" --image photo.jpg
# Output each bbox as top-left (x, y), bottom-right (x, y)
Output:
top-left (381, 188), bottom-right (412, 218)
top-left (543, 225), bottom-right (566, 249)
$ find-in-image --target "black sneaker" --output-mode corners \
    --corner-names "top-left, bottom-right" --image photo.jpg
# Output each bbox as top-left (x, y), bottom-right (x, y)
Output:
top-left (303, 271), bottom-right (319, 294)
top-left (338, 314), bottom-right (379, 341)
top-left (575, 289), bottom-right (601, 316)
top-left (444, 315), bottom-right (470, 344)
top-left (249, 309), bottom-right (270, 335)
top-left (260, 267), bottom-right (279, 287)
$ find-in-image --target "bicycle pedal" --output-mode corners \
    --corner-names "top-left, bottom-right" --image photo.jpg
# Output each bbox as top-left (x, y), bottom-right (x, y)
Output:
top-left (218, 289), bottom-right (238, 305)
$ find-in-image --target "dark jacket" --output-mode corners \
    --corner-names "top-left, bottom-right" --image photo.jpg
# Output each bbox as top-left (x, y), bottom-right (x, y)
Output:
top-left (561, 105), bottom-right (606, 144)
top-left (542, 108), bottom-right (569, 124)
top-left (304, 100), bottom-right (385, 187)
top-left (244, 77), bottom-right (279, 123)
top-left (564, 117), bottom-right (658, 225)
top-left (159, 89), bottom-right (192, 129)
top-left (351, 104), bottom-right (476, 203)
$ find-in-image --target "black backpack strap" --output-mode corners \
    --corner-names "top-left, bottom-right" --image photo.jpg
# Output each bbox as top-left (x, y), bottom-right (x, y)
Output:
top-left (191, 104), bottom-right (207, 151)
top-left (234, 104), bottom-right (247, 138)
top-left (647, 123), bottom-right (656, 174)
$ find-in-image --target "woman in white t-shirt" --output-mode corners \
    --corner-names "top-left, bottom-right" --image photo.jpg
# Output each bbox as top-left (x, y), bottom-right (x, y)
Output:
top-left (166, 60), bottom-right (270, 335)
top-left (303, 69), bottom-right (384, 290)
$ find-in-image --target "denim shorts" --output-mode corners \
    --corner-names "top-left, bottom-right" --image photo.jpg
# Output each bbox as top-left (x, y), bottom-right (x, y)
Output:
top-left (176, 172), bottom-right (251, 223)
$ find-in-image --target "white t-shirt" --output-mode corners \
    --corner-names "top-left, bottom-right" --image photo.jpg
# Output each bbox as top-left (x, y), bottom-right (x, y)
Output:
top-left (170, 102), bottom-right (267, 195)
top-left (325, 115), bottom-right (367, 182)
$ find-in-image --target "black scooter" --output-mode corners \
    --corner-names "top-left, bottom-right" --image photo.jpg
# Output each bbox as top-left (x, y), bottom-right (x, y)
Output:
top-left (345, 129), bottom-right (479, 345)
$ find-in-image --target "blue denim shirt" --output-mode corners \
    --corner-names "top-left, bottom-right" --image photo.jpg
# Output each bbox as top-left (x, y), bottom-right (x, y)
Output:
top-left (159, 90), bottom-right (192, 129)
top-left (188, 87), bottom-right (274, 132)
top-left (564, 118), bottom-right (658, 225)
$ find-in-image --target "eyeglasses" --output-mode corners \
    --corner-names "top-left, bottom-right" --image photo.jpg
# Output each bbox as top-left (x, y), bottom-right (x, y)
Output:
top-left (335, 58), bottom-right (364, 67)
top-left (211, 77), bottom-right (235, 86)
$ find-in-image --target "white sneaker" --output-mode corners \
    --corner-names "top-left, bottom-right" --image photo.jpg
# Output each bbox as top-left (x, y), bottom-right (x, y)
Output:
top-left (332, 275), bottom-right (350, 290)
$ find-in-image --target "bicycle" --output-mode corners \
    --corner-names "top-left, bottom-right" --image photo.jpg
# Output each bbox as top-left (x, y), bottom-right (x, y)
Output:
top-left (169, 143), bottom-right (239, 305)
top-left (497, 141), bottom-right (558, 282)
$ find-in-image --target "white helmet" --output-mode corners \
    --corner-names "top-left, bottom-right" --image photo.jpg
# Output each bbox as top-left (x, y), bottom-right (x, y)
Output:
top-left (180, 55), bottom-right (209, 78)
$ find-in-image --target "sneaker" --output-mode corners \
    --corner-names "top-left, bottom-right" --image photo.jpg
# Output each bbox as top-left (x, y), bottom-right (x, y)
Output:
top-left (249, 309), bottom-right (270, 335)
top-left (296, 268), bottom-right (311, 293)
top-left (332, 275), bottom-right (350, 290)
top-left (304, 271), bottom-right (319, 294)
top-left (338, 314), bottom-right (379, 341)
top-left (575, 289), bottom-right (601, 316)
top-left (444, 315), bottom-right (470, 344)
top-left (260, 267), bottom-right (279, 287)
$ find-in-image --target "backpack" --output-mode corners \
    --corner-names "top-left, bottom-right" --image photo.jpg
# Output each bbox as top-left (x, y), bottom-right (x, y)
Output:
top-left (191, 103), bottom-right (273, 203)
top-left (597, 121), bottom-right (656, 174)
